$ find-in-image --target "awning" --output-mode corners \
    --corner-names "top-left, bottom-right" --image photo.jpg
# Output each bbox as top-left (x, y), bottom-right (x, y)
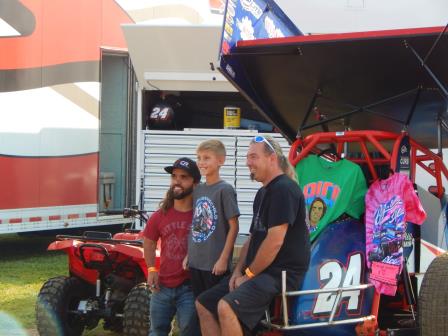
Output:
top-left (222, 26), bottom-right (448, 147)
top-left (122, 24), bottom-right (236, 92)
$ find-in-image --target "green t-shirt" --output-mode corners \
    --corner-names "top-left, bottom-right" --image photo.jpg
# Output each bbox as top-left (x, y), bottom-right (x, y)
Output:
top-left (295, 155), bottom-right (367, 241)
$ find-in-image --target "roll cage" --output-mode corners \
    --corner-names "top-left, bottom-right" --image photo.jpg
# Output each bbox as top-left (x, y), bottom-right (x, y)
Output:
top-left (260, 129), bottom-right (448, 332)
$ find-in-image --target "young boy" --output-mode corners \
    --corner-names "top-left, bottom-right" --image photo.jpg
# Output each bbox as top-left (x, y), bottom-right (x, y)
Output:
top-left (187, 139), bottom-right (240, 297)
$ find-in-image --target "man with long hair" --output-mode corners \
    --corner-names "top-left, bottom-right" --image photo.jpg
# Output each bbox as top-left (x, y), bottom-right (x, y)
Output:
top-left (195, 136), bottom-right (310, 336)
top-left (143, 157), bottom-right (201, 336)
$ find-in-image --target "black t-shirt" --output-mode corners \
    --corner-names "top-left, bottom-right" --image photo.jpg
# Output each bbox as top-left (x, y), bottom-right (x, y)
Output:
top-left (246, 174), bottom-right (310, 288)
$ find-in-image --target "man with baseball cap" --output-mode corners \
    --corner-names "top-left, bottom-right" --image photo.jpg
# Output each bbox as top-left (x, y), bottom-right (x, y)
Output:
top-left (143, 157), bottom-right (201, 336)
top-left (163, 157), bottom-right (201, 183)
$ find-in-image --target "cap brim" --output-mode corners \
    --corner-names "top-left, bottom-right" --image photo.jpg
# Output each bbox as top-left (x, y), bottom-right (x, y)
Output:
top-left (164, 166), bottom-right (174, 174)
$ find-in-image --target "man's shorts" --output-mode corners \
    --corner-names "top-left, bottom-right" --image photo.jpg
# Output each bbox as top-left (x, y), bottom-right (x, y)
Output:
top-left (197, 273), bottom-right (281, 330)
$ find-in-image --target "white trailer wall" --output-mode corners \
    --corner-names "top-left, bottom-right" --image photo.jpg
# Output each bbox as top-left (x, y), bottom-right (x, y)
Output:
top-left (138, 129), bottom-right (289, 233)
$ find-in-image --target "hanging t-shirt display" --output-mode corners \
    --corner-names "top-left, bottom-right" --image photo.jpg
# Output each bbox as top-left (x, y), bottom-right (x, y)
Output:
top-left (365, 173), bottom-right (426, 296)
top-left (295, 155), bottom-right (367, 241)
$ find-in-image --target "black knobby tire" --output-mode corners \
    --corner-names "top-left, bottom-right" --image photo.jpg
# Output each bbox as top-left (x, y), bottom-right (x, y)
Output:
top-left (36, 276), bottom-right (88, 336)
top-left (419, 252), bottom-right (448, 336)
top-left (123, 283), bottom-right (151, 336)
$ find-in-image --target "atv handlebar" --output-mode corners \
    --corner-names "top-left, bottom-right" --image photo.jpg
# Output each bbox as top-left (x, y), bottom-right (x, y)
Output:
top-left (101, 208), bottom-right (149, 221)
top-left (123, 208), bottom-right (149, 222)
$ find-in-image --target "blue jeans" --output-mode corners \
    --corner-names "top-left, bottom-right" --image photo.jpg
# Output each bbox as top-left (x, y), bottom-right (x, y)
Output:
top-left (150, 283), bottom-right (200, 336)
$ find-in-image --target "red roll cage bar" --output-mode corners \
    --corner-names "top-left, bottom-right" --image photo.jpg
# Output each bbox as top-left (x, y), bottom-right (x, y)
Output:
top-left (289, 130), bottom-right (448, 198)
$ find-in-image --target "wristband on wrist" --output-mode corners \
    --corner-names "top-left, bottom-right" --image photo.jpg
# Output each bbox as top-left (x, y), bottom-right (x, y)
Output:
top-left (147, 266), bottom-right (158, 273)
top-left (245, 267), bottom-right (255, 279)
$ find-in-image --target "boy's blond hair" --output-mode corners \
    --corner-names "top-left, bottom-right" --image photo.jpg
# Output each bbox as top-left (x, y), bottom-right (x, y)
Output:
top-left (197, 139), bottom-right (226, 157)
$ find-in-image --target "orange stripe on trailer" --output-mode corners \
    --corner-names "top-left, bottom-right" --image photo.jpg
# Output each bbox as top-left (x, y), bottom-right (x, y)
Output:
top-left (9, 218), bottom-right (23, 224)
top-left (29, 217), bottom-right (42, 222)
top-left (86, 212), bottom-right (97, 218)
top-left (67, 214), bottom-right (80, 219)
top-left (49, 215), bottom-right (62, 221)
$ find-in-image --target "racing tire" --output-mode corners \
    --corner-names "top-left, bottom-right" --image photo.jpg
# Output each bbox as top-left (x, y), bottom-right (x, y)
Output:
top-left (419, 252), bottom-right (448, 336)
top-left (36, 276), bottom-right (89, 336)
top-left (123, 282), bottom-right (151, 336)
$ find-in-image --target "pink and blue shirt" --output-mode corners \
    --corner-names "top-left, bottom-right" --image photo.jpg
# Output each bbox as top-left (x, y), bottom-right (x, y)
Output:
top-left (365, 173), bottom-right (426, 295)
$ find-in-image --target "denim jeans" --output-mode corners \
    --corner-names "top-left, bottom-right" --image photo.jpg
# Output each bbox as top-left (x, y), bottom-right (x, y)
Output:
top-left (150, 283), bottom-right (200, 336)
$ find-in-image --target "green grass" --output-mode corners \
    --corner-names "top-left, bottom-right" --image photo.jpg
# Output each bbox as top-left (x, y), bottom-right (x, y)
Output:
top-left (0, 235), bottom-right (66, 329)
top-left (0, 234), bottom-right (115, 336)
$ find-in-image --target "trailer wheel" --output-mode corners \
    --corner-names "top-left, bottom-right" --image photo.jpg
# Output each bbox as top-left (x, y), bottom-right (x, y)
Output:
top-left (123, 282), bottom-right (151, 336)
top-left (419, 252), bottom-right (448, 336)
top-left (36, 276), bottom-right (89, 336)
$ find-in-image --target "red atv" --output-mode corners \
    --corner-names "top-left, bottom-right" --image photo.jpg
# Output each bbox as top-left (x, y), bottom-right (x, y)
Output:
top-left (35, 208), bottom-right (156, 336)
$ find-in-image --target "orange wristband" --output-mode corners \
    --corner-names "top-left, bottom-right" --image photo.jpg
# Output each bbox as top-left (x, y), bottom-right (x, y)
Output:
top-left (147, 266), bottom-right (158, 273)
top-left (245, 267), bottom-right (255, 279)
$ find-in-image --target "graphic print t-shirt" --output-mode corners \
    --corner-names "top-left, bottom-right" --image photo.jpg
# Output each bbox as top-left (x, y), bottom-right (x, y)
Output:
top-left (142, 208), bottom-right (192, 288)
top-left (188, 181), bottom-right (240, 271)
top-left (246, 174), bottom-right (310, 289)
top-left (365, 173), bottom-right (426, 295)
top-left (295, 155), bottom-right (367, 241)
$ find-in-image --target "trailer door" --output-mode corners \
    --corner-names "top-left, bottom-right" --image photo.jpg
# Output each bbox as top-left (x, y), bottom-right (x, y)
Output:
top-left (99, 51), bottom-right (133, 212)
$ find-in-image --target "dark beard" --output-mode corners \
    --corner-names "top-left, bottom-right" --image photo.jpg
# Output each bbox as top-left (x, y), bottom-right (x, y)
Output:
top-left (250, 172), bottom-right (255, 181)
top-left (170, 185), bottom-right (194, 200)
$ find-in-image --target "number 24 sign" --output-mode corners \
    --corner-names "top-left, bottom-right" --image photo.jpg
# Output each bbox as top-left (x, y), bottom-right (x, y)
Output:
top-left (313, 253), bottom-right (364, 315)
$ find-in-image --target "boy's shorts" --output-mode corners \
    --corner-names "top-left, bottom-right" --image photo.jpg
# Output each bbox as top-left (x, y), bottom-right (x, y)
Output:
top-left (197, 272), bottom-right (281, 330)
top-left (189, 268), bottom-right (230, 298)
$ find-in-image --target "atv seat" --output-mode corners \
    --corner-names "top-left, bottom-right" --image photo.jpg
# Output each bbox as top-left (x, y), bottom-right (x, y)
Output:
top-left (83, 231), bottom-right (112, 240)
top-left (113, 231), bottom-right (143, 241)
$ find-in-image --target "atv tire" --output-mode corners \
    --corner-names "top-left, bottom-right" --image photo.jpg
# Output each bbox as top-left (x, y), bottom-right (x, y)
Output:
top-left (419, 252), bottom-right (448, 336)
top-left (36, 276), bottom-right (89, 336)
top-left (123, 282), bottom-right (151, 336)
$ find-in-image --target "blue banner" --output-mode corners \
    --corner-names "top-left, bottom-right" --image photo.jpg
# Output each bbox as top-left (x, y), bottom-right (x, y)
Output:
top-left (218, 0), bottom-right (301, 127)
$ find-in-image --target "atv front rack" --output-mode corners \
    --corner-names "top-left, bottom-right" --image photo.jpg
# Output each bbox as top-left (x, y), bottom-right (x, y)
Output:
top-left (262, 271), bottom-right (375, 331)
top-left (56, 234), bottom-right (143, 247)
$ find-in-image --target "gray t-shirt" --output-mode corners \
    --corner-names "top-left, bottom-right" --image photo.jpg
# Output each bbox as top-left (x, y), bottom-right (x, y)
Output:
top-left (188, 180), bottom-right (240, 271)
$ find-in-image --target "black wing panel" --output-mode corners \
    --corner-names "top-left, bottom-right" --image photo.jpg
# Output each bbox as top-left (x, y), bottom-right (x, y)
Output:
top-left (226, 27), bottom-right (448, 146)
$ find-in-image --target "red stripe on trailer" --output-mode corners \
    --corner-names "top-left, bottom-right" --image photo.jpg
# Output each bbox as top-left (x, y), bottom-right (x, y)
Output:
top-left (237, 26), bottom-right (446, 48)
top-left (0, 153), bottom-right (98, 210)
top-left (2, 214), bottom-right (99, 224)
top-left (0, 0), bottom-right (132, 70)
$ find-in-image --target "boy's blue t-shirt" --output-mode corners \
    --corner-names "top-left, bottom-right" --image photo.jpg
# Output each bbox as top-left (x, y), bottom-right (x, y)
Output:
top-left (188, 180), bottom-right (240, 271)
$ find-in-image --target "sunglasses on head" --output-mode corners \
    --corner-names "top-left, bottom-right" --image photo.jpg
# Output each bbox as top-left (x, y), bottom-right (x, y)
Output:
top-left (253, 135), bottom-right (275, 153)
